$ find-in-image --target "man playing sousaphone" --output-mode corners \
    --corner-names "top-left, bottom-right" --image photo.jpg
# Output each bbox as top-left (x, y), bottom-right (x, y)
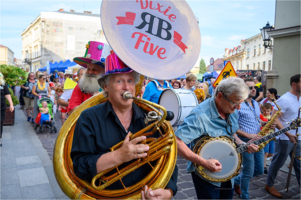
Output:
top-left (71, 52), bottom-right (178, 199)
top-left (175, 77), bottom-right (260, 199)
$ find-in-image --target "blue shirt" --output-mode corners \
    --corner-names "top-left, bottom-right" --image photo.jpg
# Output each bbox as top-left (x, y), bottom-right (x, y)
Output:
top-left (175, 97), bottom-right (239, 187)
top-left (143, 80), bottom-right (171, 104)
top-left (238, 99), bottom-right (261, 136)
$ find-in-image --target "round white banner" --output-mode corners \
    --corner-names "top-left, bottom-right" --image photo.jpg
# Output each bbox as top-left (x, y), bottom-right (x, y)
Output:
top-left (101, 0), bottom-right (201, 80)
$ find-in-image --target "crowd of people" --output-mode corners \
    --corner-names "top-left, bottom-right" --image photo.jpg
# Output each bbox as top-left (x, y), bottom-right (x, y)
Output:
top-left (1, 40), bottom-right (299, 200)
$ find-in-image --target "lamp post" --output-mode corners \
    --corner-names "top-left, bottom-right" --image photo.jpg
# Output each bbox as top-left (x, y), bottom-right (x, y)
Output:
top-left (260, 21), bottom-right (274, 49)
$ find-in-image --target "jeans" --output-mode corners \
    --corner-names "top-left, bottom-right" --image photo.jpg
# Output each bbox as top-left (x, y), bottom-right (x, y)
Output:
top-left (191, 172), bottom-right (234, 199)
top-left (266, 139), bottom-right (300, 186)
top-left (234, 138), bottom-right (264, 199)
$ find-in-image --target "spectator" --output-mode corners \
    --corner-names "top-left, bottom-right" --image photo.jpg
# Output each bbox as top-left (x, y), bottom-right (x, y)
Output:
top-left (21, 72), bottom-right (36, 122)
top-left (58, 72), bottom-right (65, 88)
top-left (172, 81), bottom-right (181, 89)
top-left (55, 87), bottom-right (67, 125)
top-left (183, 73), bottom-right (197, 91)
top-left (260, 103), bottom-right (275, 175)
top-left (31, 74), bottom-right (51, 122)
top-left (265, 74), bottom-right (301, 198)
top-left (53, 77), bottom-right (61, 90)
top-left (50, 70), bottom-right (58, 82)
top-left (253, 76), bottom-right (264, 102)
top-left (209, 77), bottom-right (216, 96)
top-left (58, 68), bottom-right (86, 115)
top-left (259, 88), bottom-right (278, 108)
top-left (0, 72), bottom-right (14, 146)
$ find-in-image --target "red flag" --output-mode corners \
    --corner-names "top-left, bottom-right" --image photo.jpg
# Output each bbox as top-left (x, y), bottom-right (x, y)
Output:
top-left (173, 31), bottom-right (188, 53)
top-left (116, 12), bottom-right (136, 25)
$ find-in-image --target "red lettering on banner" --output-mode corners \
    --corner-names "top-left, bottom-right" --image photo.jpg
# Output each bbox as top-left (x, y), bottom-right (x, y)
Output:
top-left (136, 0), bottom-right (176, 22)
top-left (157, 48), bottom-right (166, 59)
top-left (143, 37), bottom-right (159, 55)
top-left (116, 12), bottom-right (136, 25)
top-left (173, 31), bottom-right (188, 53)
top-left (132, 32), bottom-right (167, 59)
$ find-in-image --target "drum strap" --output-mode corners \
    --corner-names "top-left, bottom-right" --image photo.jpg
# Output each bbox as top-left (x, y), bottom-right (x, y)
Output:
top-left (152, 80), bottom-right (171, 91)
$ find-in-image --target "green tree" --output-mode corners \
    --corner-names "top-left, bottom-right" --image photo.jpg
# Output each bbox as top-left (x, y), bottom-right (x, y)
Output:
top-left (199, 59), bottom-right (207, 74)
top-left (0, 64), bottom-right (27, 106)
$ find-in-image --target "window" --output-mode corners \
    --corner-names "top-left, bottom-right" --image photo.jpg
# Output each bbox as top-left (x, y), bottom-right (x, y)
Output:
top-left (263, 61), bottom-right (266, 71)
top-left (254, 46), bottom-right (256, 56)
top-left (258, 62), bottom-right (260, 70)
top-left (258, 44), bottom-right (261, 55)
top-left (253, 63), bottom-right (255, 70)
top-left (268, 60), bottom-right (271, 70)
top-left (247, 64), bottom-right (249, 70)
top-left (247, 49), bottom-right (250, 58)
top-left (263, 46), bottom-right (266, 54)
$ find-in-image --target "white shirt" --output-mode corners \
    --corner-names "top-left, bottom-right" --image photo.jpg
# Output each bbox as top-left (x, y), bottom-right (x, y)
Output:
top-left (274, 92), bottom-right (301, 140)
top-left (260, 98), bottom-right (276, 108)
top-left (60, 89), bottom-right (74, 102)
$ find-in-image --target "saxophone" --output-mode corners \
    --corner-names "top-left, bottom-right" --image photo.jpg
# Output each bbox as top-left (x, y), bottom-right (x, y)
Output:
top-left (256, 99), bottom-right (281, 152)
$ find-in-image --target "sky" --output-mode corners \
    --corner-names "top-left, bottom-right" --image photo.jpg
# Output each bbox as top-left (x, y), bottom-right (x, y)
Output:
top-left (0, 0), bottom-right (275, 66)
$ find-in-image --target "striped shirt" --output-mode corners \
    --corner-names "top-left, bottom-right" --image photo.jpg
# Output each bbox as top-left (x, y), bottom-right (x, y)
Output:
top-left (238, 99), bottom-right (261, 134)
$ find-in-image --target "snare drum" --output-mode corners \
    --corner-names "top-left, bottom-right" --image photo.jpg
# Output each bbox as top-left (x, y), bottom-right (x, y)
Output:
top-left (158, 89), bottom-right (198, 126)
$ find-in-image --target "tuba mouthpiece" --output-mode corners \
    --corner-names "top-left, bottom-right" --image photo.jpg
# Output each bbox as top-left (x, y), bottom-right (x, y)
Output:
top-left (123, 91), bottom-right (133, 100)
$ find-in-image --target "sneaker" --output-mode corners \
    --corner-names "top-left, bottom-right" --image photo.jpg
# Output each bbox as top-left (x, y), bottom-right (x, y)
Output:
top-left (264, 167), bottom-right (268, 174)
top-left (27, 117), bottom-right (31, 122)
top-left (267, 157), bottom-right (272, 161)
top-left (31, 118), bottom-right (34, 123)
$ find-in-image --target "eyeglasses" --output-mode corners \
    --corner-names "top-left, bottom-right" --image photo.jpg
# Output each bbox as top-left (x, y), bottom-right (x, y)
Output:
top-left (223, 94), bottom-right (243, 107)
top-left (249, 86), bottom-right (258, 90)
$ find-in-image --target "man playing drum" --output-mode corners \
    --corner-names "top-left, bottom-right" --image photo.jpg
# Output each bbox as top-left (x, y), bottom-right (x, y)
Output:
top-left (71, 52), bottom-right (178, 199)
top-left (175, 77), bottom-right (259, 199)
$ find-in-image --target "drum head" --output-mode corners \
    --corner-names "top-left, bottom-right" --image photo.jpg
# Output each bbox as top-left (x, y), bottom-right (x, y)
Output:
top-left (158, 89), bottom-right (180, 126)
top-left (100, 0), bottom-right (201, 80)
top-left (199, 140), bottom-right (239, 180)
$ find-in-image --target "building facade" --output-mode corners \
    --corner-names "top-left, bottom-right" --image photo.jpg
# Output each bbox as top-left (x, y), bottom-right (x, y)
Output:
top-left (267, 0), bottom-right (300, 95)
top-left (223, 33), bottom-right (273, 72)
top-left (0, 45), bottom-right (14, 65)
top-left (14, 58), bottom-right (23, 68)
top-left (21, 9), bottom-right (107, 72)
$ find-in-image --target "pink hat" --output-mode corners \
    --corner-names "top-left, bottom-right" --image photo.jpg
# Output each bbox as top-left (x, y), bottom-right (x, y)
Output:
top-left (102, 52), bottom-right (133, 77)
top-left (73, 41), bottom-right (107, 68)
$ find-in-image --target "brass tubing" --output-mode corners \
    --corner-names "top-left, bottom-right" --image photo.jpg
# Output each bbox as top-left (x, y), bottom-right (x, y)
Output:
top-left (92, 146), bottom-right (171, 190)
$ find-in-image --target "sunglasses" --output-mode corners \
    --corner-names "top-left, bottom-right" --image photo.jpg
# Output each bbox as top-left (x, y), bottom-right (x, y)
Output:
top-left (249, 86), bottom-right (258, 90)
top-left (42, 78), bottom-right (46, 80)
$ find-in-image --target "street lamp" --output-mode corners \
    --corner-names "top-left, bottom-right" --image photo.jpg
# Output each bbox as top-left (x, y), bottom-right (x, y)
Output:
top-left (260, 21), bottom-right (274, 49)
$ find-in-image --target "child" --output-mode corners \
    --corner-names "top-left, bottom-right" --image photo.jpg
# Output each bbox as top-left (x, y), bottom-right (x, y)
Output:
top-left (55, 87), bottom-right (67, 125)
top-left (260, 103), bottom-right (275, 174)
top-left (39, 101), bottom-right (51, 124)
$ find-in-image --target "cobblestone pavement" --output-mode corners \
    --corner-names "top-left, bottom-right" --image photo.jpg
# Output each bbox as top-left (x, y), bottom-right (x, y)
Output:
top-left (22, 108), bottom-right (300, 199)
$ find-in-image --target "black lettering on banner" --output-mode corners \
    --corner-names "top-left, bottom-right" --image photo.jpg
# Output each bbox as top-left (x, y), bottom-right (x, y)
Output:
top-left (136, 12), bottom-right (172, 41)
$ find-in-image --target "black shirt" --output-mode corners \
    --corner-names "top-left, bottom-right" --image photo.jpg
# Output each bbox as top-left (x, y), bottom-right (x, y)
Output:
top-left (0, 84), bottom-right (10, 110)
top-left (71, 101), bottom-right (178, 194)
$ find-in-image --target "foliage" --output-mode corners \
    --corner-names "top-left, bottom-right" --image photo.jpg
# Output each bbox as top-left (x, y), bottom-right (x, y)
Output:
top-left (0, 64), bottom-right (27, 87)
top-left (6, 87), bottom-right (19, 106)
top-left (199, 59), bottom-right (207, 74)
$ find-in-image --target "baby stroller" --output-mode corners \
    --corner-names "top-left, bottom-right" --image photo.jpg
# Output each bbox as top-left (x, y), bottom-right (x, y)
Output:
top-left (34, 97), bottom-right (57, 134)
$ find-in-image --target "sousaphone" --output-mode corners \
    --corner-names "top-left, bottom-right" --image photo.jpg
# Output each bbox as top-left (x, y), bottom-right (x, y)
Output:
top-left (53, 0), bottom-right (201, 199)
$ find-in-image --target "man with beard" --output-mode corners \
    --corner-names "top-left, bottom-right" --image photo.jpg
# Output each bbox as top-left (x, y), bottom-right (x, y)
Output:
top-left (66, 41), bottom-right (109, 115)
top-left (67, 64), bottom-right (103, 115)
